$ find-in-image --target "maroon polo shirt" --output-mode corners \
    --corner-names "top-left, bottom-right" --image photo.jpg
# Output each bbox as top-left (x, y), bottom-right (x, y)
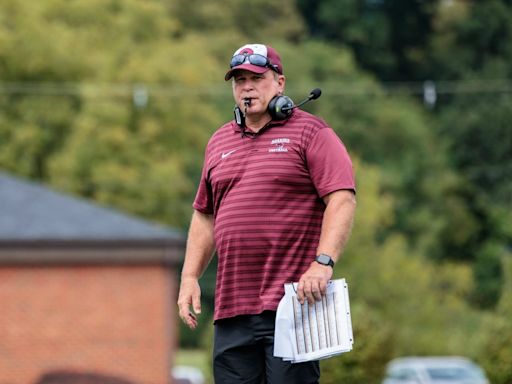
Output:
top-left (193, 109), bottom-right (355, 321)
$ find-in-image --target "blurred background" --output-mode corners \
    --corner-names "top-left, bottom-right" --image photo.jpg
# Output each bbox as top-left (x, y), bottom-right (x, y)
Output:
top-left (0, 0), bottom-right (511, 383)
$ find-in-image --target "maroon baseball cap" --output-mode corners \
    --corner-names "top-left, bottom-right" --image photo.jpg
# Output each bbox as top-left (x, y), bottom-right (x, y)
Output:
top-left (225, 43), bottom-right (283, 81)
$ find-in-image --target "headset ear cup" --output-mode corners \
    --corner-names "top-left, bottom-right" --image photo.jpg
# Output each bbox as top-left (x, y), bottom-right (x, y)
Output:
top-left (268, 95), bottom-right (294, 120)
top-left (267, 96), bottom-right (278, 118)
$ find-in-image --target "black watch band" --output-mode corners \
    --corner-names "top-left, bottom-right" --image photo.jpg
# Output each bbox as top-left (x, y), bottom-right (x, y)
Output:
top-left (315, 254), bottom-right (334, 268)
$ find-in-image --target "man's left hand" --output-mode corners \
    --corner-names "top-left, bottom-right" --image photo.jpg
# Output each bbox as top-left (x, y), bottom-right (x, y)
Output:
top-left (296, 262), bottom-right (333, 305)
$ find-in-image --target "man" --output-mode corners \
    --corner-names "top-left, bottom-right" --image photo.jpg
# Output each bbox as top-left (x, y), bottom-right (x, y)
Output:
top-left (178, 43), bottom-right (356, 383)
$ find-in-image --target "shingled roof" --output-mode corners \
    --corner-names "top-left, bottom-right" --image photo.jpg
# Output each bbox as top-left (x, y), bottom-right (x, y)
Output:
top-left (0, 171), bottom-right (185, 264)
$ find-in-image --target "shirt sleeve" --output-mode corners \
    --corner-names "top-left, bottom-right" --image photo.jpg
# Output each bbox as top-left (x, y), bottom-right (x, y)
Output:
top-left (192, 150), bottom-right (214, 214)
top-left (305, 127), bottom-right (355, 198)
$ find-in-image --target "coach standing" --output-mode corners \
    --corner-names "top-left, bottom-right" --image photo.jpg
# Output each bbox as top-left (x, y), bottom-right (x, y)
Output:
top-left (178, 43), bottom-right (356, 383)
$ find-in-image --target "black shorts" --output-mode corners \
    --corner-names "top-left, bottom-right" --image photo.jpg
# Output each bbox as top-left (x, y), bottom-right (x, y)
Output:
top-left (213, 311), bottom-right (320, 384)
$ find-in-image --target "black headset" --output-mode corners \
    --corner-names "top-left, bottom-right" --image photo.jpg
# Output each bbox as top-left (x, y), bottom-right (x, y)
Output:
top-left (234, 94), bottom-right (295, 127)
top-left (233, 88), bottom-right (321, 128)
top-left (267, 95), bottom-right (295, 120)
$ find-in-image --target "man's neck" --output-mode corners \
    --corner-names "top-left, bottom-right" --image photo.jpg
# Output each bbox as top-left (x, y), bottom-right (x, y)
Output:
top-left (245, 114), bottom-right (272, 133)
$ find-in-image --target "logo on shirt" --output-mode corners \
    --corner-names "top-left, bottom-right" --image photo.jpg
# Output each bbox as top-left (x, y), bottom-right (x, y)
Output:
top-left (269, 138), bottom-right (290, 153)
top-left (221, 149), bottom-right (237, 159)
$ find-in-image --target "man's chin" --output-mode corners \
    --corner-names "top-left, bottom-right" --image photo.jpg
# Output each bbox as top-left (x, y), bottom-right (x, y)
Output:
top-left (246, 109), bottom-right (266, 118)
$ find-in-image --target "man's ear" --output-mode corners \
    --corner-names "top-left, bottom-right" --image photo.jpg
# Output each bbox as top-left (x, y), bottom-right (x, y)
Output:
top-left (277, 74), bottom-right (286, 93)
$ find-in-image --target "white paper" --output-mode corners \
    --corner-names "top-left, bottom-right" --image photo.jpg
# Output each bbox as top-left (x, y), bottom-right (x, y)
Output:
top-left (274, 279), bottom-right (353, 363)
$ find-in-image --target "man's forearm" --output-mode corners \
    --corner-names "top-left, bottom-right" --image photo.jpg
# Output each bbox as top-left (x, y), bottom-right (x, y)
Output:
top-left (316, 190), bottom-right (356, 262)
top-left (178, 210), bottom-right (215, 329)
top-left (181, 210), bottom-right (215, 280)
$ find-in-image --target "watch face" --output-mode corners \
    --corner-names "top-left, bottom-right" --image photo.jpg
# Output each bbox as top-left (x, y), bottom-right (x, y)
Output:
top-left (317, 255), bottom-right (330, 264)
top-left (316, 254), bottom-right (333, 266)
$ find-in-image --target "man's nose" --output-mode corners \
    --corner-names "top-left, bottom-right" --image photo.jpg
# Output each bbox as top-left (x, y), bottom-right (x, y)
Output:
top-left (241, 80), bottom-right (254, 90)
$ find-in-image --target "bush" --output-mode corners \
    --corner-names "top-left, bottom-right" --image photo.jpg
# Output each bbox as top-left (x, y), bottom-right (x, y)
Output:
top-left (321, 303), bottom-right (394, 384)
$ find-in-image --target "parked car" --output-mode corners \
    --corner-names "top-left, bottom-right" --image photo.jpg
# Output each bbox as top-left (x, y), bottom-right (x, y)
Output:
top-left (382, 356), bottom-right (489, 384)
top-left (171, 365), bottom-right (205, 384)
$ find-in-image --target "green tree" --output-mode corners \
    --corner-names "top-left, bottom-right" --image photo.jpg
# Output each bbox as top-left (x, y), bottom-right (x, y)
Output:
top-left (430, 1), bottom-right (512, 306)
top-left (317, 161), bottom-right (487, 382)
top-left (2, 3), bottom-right (508, 374)
top-left (321, 303), bottom-right (394, 384)
top-left (297, 0), bottom-right (440, 80)
top-left (480, 255), bottom-right (512, 383)
top-left (471, 242), bottom-right (505, 309)
top-left (172, 0), bottom-right (306, 42)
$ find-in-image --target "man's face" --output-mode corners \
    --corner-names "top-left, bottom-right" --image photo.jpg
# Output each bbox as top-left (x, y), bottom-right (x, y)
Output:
top-left (232, 69), bottom-right (285, 118)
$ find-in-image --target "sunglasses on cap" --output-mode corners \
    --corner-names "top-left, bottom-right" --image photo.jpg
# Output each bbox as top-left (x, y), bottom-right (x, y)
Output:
top-left (230, 54), bottom-right (279, 72)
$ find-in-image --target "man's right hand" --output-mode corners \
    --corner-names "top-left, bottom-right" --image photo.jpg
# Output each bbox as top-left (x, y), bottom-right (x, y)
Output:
top-left (177, 277), bottom-right (202, 330)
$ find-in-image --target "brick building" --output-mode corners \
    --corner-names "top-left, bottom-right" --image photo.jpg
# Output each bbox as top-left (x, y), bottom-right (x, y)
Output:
top-left (0, 172), bottom-right (185, 384)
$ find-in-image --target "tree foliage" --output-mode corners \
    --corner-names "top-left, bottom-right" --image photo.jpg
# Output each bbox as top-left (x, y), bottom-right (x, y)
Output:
top-left (1, 0), bottom-right (511, 381)
top-left (297, 0), bottom-right (440, 80)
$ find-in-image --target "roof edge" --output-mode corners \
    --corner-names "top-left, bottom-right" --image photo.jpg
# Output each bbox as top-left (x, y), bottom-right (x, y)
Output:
top-left (0, 238), bottom-right (186, 248)
top-left (0, 239), bottom-right (185, 266)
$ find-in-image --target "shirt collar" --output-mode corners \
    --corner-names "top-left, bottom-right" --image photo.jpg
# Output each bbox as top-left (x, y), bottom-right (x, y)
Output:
top-left (231, 116), bottom-right (289, 136)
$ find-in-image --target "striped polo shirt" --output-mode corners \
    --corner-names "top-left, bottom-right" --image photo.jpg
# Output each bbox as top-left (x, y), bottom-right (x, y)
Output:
top-left (193, 109), bottom-right (355, 321)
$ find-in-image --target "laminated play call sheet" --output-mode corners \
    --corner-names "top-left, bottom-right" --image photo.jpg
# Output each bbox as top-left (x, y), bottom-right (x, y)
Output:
top-left (274, 279), bottom-right (353, 363)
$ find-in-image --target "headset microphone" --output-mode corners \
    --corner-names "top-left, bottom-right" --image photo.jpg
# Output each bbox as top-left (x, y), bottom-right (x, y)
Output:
top-left (281, 88), bottom-right (322, 112)
top-left (266, 88), bottom-right (322, 121)
top-left (235, 88), bottom-right (322, 127)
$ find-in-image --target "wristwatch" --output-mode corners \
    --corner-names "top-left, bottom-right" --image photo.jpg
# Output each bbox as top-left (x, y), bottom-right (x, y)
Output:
top-left (315, 254), bottom-right (334, 268)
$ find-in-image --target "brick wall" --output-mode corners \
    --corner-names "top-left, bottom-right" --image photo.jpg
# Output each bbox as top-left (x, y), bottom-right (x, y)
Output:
top-left (0, 264), bottom-right (177, 384)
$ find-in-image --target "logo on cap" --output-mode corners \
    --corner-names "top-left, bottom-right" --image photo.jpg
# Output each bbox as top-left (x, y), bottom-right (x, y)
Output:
top-left (239, 48), bottom-right (255, 55)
